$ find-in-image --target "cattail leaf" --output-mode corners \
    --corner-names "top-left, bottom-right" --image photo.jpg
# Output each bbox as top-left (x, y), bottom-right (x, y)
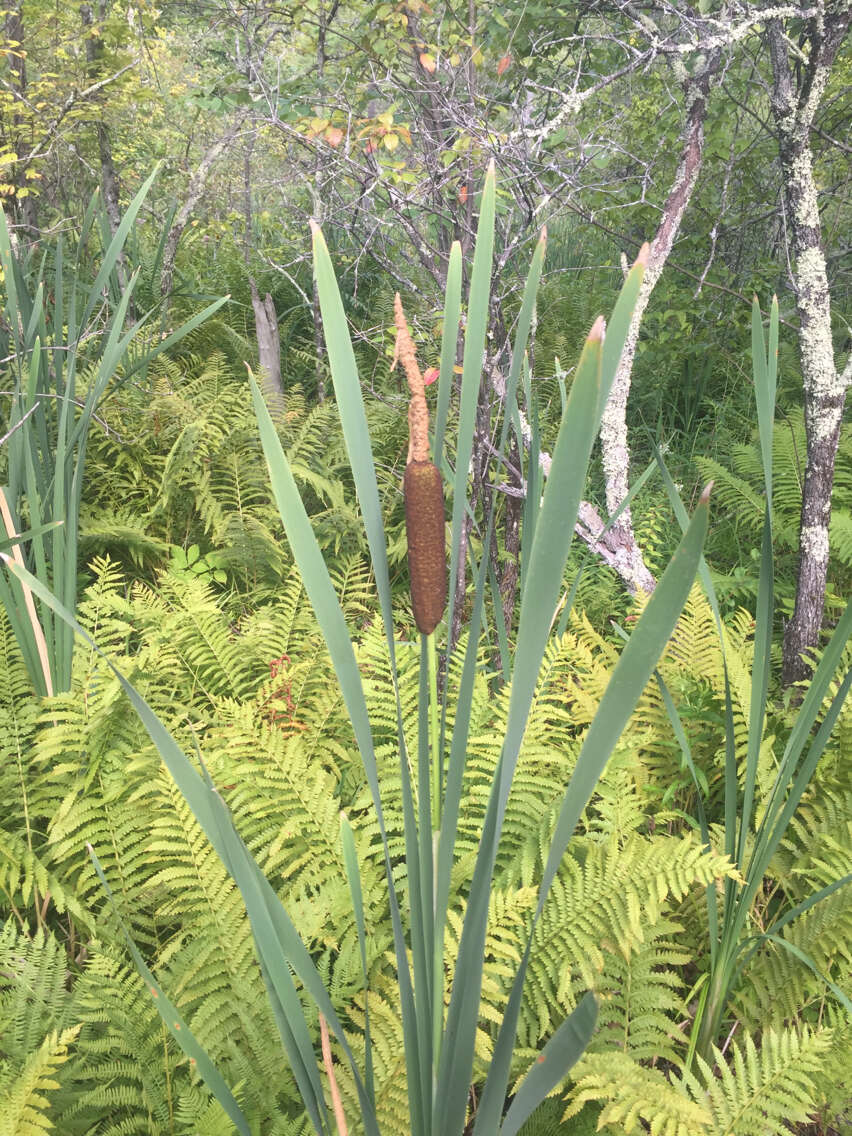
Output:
top-left (341, 814), bottom-right (375, 1105)
top-left (446, 162), bottom-right (495, 647)
top-left (739, 298), bottom-right (778, 867)
top-left (248, 370), bottom-right (421, 1133)
top-left (309, 229), bottom-right (430, 1131)
top-left (438, 326), bottom-right (603, 1135)
top-left (89, 849), bottom-right (253, 1136)
top-left (499, 994), bottom-right (598, 1136)
top-left (439, 248), bottom-right (648, 1132)
top-left (475, 491), bottom-right (709, 1133)
top-left (434, 241), bottom-right (463, 470)
top-left (78, 164), bottom-right (160, 333)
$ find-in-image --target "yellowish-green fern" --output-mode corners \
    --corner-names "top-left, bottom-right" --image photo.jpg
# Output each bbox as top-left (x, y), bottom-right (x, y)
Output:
top-left (0, 1027), bottom-right (81, 1136)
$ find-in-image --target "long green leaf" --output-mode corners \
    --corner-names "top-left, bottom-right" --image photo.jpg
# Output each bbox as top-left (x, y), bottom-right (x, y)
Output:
top-left (445, 163), bottom-right (496, 649)
top-left (499, 993), bottom-right (597, 1136)
top-left (739, 298), bottom-right (778, 867)
top-left (475, 491), bottom-right (709, 1132)
top-left (249, 371), bottom-right (418, 1134)
top-left (89, 849), bottom-right (252, 1136)
top-left (78, 166), bottom-right (160, 332)
top-left (306, 227), bottom-right (432, 1128)
top-left (763, 934), bottom-right (852, 1015)
top-left (438, 249), bottom-right (647, 1133)
top-left (341, 814), bottom-right (374, 1106)
top-left (434, 241), bottom-right (463, 470)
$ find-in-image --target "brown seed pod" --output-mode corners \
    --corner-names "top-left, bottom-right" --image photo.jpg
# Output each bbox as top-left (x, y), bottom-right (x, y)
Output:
top-left (404, 460), bottom-right (447, 634)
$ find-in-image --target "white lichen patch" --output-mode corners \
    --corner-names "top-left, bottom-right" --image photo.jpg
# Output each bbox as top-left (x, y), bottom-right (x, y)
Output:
top-left (790, 151), bottom-right (821, 229)
top-left (800, 524), bottom-right (829, 567)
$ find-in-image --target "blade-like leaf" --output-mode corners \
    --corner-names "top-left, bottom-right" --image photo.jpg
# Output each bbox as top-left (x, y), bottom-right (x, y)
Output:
top-left (434, 241), bottom-right (463, 470)
top-left (445, 162), bottom-right (496, 647)
top-left (89, 849), bottom-right (252, 1136)
top-left (499, 994), bottom-right (597, 1136)
top-left (475, 490), bottom-right (709, 1131)
top-left (341, 814), bottom-right (374, 1105)
top-left (248, 371), bottom-right (421, 1133)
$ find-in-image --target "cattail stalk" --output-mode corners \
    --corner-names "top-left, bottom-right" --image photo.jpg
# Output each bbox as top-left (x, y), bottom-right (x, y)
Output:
top-left (394, 295), bottom-right (446, 829)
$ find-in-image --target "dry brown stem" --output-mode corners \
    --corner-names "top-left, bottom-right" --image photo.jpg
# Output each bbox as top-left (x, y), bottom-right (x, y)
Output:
top-left (318, 1012), bottom-right (348, 1136)
top-left (394, 292), bottom-right (430, 463)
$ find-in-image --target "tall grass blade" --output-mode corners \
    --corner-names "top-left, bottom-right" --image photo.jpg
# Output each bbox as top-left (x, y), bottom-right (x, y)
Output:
top-left (248, 371), bottom-right (423, 1133)
top-left (310, 224), bottom-right (434, 1123)
top-left (445, 163), bottom-right (495, 645)
top-left (78, 166), bottom-right (160, 332)
top-left (475, 492), bottom-right (709, 1132)
top-left (438, 252), bottom-right (645, 1134)
top-left (739, 298), bottom-right (778, 866)
top-left (341, 814), bottom-right (375, 1106)
top-left (499, 993), bottom-right (597, 1136)
top-left (89, 849), bottom-right (252, 1136)
top-left (434, 241), bottom-right (463, 470)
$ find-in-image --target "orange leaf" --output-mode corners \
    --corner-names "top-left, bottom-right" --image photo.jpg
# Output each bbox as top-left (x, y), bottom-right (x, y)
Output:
top-left (459, 184), bottom-right (468, 203)
top-left (497, 53), bottom-right (511, 75)
top-left (423, 367), bottom-right (439, 386)
top-left (419, 51), bottom-right (436, 73)
top-left (325, 126), bottom-right (344, 148)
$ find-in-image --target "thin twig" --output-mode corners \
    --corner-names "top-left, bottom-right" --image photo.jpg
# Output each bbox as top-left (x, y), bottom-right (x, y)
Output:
top-left (0, 392), bottom-right (123, 441)
top-left (0, 403), bottom-right (37, 447)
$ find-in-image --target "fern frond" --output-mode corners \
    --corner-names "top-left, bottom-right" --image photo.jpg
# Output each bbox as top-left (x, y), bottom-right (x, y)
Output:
top-left (562, 1051), bottom-right (712, 1135)
top-left (0, 1026), bottom-right (80, 1136)
top-left (698, 1025), bottom-right (832, 1136)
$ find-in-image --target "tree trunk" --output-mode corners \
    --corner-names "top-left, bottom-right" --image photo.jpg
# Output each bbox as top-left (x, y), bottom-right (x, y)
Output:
top-left (160, 112), bottom-right (249, 299)
top-left (250, 278), bottom-right (285, 417)
top-left (598, 50), bottom-right (720, 597)
top-left (4, 3), bottom-right (39, 241)
top-left (81, 2), bottom-right (126, 288)
top-left (767, 11), bottom-right (851, 685)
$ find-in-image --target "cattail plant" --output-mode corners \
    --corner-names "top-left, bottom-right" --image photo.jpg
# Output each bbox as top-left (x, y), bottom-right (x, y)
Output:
top-left (656, 298), bottom-right (852, 1070)
top-left (5, 166), bottom-right (725, 1135)
top-left (0, 168), bottom-right (225, 695)
top-left (395, 293), bottom-right (447, 638)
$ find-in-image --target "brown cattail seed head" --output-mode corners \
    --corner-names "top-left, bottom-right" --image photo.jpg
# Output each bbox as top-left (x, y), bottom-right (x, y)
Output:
top-left (404, 461), bottom-right (447, 634)
top-left (394, 293), bottom-right (430, 463)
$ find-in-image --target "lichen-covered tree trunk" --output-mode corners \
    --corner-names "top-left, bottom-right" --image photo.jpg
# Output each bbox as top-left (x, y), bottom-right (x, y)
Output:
top-left (597, 50), bottom-right (720, 596)
top-left (160, 112), bottom-right (249, 300)
top-left (767, 11), bottom-right (851, 685)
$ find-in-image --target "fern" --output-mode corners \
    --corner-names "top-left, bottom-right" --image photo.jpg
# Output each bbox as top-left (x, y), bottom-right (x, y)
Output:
top-left (696, 410), bottom-right (852, 601)
top-left (563, 1050), bottom-right (712, 1135)
top-left (2, 541), bottom-right (848, 1132)
top-left (698, 1026), bottom-right (832, 1136)
top-left (563, 1026), bottom-right (837, 1136)
top-left (0, 1027), bottom-right (81, 1136)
